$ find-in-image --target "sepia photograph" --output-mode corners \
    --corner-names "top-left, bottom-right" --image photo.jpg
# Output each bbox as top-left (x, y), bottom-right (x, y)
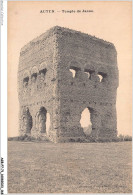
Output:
top-left (7, 1), bottom-right (132, 193)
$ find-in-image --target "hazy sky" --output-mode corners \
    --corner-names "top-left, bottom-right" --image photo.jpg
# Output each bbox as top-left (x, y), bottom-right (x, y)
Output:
top-left (8, 1), bottom-right (132, 137)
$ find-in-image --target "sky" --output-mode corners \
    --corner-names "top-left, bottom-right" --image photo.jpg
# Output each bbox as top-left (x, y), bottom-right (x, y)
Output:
top-left (8, 1), bottom-right (132, 137)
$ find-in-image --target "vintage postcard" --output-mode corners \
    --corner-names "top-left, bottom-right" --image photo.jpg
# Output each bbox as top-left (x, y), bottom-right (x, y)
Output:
top-left (1, 0), bottom-right (132, 194)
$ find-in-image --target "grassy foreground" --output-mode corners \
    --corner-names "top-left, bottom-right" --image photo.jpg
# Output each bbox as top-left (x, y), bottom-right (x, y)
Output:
top-left (8, 141), bottom-right (132, 193)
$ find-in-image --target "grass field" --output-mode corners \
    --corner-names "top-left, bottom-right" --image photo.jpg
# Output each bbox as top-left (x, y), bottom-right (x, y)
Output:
top-left (8, 141), bottom-right (132, 193)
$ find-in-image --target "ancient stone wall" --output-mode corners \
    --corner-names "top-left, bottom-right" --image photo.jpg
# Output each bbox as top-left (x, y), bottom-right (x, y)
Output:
top-left (18, 26), bottom-right (119, 142)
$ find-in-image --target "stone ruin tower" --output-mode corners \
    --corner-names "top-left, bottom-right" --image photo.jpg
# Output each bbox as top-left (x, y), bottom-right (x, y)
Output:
top-left (18, 26), bottom-right (119, 143)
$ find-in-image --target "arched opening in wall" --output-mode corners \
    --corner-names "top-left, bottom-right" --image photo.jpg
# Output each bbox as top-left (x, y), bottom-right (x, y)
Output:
top-left (84, 70), bottom-right (91, 79)
top-left (98, 72), bottom-right (107, 82)
top-left (69, 66), bottom-right (81, 78)
top-left (22, 108), bottom-right (32, 134)
top-left (97, 74), bottom-right (103, 82)
top-left (36, 107), bottom-right (47, 133)
top-left (80, 108), bottom-right (93, 136)
top-left (84, 69), bottom-right (95, 80)
top-left (23, 77), bottom-right (29, 87)
top-left (31, 73), bottom-right (37, 83)
top-left (39, 68), bottom-right (47, 80)
top-left (69, 69), bottom-right (76, 78)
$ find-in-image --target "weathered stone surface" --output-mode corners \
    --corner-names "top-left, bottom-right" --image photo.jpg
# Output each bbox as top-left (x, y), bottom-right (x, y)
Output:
top-left (18, 26), bottom-right (119, 143)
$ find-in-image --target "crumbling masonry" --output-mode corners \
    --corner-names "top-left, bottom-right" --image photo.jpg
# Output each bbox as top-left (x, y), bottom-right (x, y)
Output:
top-left (18, 26), bottom-right (119, 143)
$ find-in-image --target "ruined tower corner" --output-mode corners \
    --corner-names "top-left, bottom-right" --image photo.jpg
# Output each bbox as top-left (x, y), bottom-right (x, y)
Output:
top-left (18, 26), bottom-right (119, 143)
